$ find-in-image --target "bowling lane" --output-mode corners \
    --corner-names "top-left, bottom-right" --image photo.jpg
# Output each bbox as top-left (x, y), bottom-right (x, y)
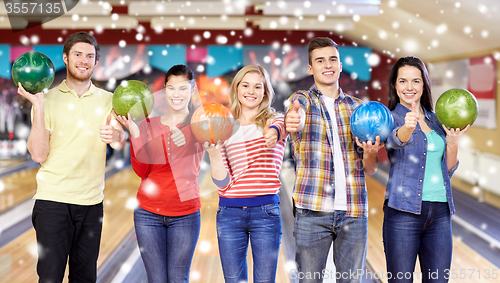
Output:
top-left (0, 160), bottom-right (24, 170)
top-left (0, 166), bottom-right (141, 283)
top-left (0, 167), bottom-right (39, 213)
top-left (365, 174), bottom-right (499, 283)
top-left (99, 166), bottom-right (141, 268)
top-left (4, 160), bottom-right (495, 283)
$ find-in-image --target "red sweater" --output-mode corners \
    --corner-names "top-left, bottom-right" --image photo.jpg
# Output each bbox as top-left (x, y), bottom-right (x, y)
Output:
top-left (130, 116), bottom-right (204, 216)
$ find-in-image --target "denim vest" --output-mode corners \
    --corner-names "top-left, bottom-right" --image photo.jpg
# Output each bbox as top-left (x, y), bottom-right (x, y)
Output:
top-left (385, 103), bottom-right (458, 215)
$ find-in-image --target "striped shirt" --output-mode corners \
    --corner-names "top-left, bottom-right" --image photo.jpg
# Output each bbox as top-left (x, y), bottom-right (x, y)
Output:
top-left (287, 85), bottom-right (367, 218)
top-left (216, 115), bottom-right (287, 207)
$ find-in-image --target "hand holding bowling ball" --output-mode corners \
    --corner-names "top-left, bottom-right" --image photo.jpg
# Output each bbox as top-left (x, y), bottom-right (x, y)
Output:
top-left (190, 103), bottom-right (235, 144)
top-left (441, 124), bottom-right (470, 147)
top-left (355, 135), bottom-right (385, 156)
top-left (17, 83), bottom-right (44, 109)
top-left (12, 51), bottom-right (55, 94)
top-left (203, 140), bottom-right (226, 156)
top-left (435, 88), bottom-right (478, 130)
top-left (350, 101), bottom-right (394, 143)
top-left (112, 80), bottom-right (154, 122)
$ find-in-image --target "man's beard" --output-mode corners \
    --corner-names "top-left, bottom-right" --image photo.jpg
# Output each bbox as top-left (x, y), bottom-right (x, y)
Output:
top-left (67, 65), bottom-right (93, 82)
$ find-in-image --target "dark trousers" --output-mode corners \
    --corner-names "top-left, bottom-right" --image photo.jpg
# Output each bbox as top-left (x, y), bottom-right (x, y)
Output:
top-left (32, 200), bottom-right (103, 283)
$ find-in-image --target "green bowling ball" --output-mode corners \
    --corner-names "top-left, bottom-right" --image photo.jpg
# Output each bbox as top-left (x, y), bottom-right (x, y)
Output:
top-left (113, 80), bottom-right (154, 122)
top-left (12, 51), bottom-right (55, 93)
top-left (435, 88), bottom-right (478, 130)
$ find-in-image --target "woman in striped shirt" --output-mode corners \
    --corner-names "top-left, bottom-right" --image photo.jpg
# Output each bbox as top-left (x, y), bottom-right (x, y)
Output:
top-left (205, 64), bottom-right (287, 283)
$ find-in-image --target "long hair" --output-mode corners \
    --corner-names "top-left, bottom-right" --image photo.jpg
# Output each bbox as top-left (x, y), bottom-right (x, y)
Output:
top-left (164, 65), bottom-right (196, 127)
top-left (388, 56), bottom-right (433, 112)
top-left (228, 65), bottom-right (276, 130)
top-left (63, 32), bottom-right (100, 62)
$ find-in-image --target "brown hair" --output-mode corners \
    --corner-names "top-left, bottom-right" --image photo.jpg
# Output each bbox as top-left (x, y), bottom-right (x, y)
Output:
top-left (387, 56), bottom-right (433, 112)
top-left (63, 32), bottom-right (100, 62)
top-left (308, 37), bottom-right (339, 65)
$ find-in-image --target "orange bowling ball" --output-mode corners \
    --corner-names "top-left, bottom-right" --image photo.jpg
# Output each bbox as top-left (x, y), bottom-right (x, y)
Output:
top-left (190, 103), bottom-right (235, 144)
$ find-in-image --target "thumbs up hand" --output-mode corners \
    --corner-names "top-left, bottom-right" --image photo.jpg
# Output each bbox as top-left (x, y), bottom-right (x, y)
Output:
top-left (106, 114), bottom-right (111, 125)
top-left (171, 116), bottom-right (186, 147)
top-left (285, 100), bottom-right (303, 133)
top-left (403, 102), bottom-right (419, 133)
top-left (100, 114), bottom-right (118, 144)
top-left (263, 119), bottom-right (278, 148)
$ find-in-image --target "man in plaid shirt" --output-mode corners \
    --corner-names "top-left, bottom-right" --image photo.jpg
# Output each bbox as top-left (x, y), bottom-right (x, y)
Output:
top-left (285, 37), bottom-right (383, 283)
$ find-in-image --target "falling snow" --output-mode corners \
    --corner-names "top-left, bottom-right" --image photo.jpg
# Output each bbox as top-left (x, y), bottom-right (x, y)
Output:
top-left (324, 184), bottom-right (333, 193)
top-left (430, 175), bottom-right (439, 183)
top-left (216, 35), bottom-right (228, 44)
top-left (243, 28), bottom-right (253, 37)
top-left (285, 260), bottom-right (298, 273)
top-left (190, 270), bottom-right (201, 281)
top-left (114, 160), bottom-right (125, 169)
top-left (142, 179), bottom-right (159, 197)
top-left (408, 154), bottom-right (419, 164)
top-left (324, 198), bottom-right (335, 210)
top-left (198, 240), bottom-right (212, 253)
top-left (125, 197), bottom-right (138, 210)
top-left (2, 2), bottom-right (500, 282)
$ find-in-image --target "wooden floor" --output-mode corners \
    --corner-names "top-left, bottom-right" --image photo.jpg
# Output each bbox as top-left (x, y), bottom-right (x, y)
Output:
top-left (191, 171), bottom-right (291, 283)
top-left (0, 167), bottom-right (141, 283)
top-left (0, 165), bottom-right (39, 213)
top-left (365, 175), bottom-right (499, 283)
top-left (0, 165), bottom-right (290, 283)
top-left (0, 162), bottom-right (498, 283)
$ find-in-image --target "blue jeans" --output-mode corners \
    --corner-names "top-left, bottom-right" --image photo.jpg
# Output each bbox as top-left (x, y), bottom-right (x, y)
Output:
top-left (216, 203), bottom-right (282, 283)
top-left (293, 208), bottom-right (368, 283)
top-left (383, 202), bottom-right (452, 283)
top-left (134, 207), bottom-right (200, 283)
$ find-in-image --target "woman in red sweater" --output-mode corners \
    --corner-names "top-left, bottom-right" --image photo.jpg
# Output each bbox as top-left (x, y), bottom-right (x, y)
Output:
top-left (115, 65), bottom-right (204, 283)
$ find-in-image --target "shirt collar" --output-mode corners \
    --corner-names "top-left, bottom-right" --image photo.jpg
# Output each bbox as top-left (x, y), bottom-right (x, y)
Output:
top-left (310, 84), bottom-right (345, 101)
top-left (57, 80), bottom-right (96, 98)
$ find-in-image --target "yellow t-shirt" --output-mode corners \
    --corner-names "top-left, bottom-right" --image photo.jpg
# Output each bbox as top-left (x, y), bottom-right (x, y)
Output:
top-left (32, 80), bottom-right (113, 205)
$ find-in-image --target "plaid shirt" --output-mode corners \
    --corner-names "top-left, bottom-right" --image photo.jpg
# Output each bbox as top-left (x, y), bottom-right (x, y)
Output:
top-left (287, 85), bottom-right (367, 217)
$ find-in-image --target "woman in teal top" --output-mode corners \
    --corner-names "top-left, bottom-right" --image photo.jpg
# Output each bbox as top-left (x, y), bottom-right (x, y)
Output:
top-left (384, 56), bottom-right (469, 282)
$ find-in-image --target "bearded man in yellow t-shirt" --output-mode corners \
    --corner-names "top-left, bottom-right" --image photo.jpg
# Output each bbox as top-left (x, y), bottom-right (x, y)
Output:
top-left (17, 31), bottom-right (126, 283)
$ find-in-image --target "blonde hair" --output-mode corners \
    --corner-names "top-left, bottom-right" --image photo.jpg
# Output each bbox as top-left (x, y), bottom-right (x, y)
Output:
top-left (228, 65), bottom-right (276, 129)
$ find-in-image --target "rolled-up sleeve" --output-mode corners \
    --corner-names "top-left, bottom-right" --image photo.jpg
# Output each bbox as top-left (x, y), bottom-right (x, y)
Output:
top-left (385, 126), bottom-right (413, 150)
top-left (448, 159), bottom-right (459, 178)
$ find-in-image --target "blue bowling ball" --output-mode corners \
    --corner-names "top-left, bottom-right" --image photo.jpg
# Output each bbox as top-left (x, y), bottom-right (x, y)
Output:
top-left (350, 101), bottom-right (394, 143)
